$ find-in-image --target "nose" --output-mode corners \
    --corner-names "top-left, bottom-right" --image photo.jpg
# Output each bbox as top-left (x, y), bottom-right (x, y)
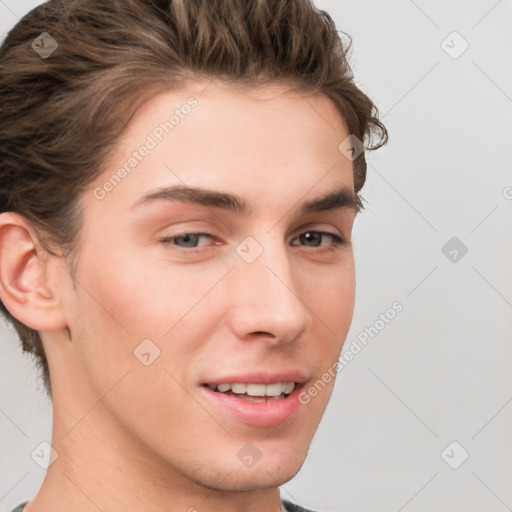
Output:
top-left (226, 239), bottom-right (313, 345)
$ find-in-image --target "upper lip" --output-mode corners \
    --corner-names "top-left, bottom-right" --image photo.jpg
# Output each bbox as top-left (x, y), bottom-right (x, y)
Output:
top-left (202, 370), bottom-right (307, 386)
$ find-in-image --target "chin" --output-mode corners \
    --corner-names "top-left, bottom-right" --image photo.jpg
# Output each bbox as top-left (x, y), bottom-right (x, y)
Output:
top-left (207, 463), bottom-right (305, 492)
top-left (194, 446), bottom-right (309, 492)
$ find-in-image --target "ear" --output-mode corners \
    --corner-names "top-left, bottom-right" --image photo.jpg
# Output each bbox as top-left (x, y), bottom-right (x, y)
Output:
top-left (0, 212), bottom-right (68, 331)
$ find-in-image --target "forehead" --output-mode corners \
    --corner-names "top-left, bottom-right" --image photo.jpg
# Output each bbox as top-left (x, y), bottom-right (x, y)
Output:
top-left (85, 80), bottom-right (353, 217)
top-left (122, 80), bottom-right (348, 146)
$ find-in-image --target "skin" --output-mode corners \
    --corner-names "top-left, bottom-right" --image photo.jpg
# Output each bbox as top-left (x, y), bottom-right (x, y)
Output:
top-left (0, 80), bottom-right (357, 512)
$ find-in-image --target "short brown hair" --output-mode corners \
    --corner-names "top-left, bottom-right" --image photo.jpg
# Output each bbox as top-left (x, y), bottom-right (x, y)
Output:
top-left (0, 0), bottom-right (388, 399)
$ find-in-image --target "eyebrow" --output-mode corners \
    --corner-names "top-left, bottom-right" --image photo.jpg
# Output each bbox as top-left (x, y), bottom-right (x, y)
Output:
top-left (130, 184), bottom-right (362, 215)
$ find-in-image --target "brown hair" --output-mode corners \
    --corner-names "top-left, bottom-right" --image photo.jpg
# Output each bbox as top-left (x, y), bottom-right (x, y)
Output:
top-left (0, 0), bottom-right (388, 399)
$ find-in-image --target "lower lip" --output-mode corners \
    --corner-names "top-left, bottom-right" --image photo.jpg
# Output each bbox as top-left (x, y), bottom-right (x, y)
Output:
top-left (199, 383), bottom-right (305, 428)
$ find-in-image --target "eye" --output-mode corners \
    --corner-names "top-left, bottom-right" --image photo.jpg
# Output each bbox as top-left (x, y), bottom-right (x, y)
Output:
top-left (160, 232), bottom-right (214, 248)
top-left (292, 231), bottom-right (345, 248)
top-left (158, 230), bottom-right (346, 254)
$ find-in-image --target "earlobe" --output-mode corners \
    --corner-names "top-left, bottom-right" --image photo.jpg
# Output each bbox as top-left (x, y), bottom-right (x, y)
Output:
top-left (0, 212), bottom-right (68, 331)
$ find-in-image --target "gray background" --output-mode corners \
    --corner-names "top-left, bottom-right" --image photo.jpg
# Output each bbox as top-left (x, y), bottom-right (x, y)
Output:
top-left (1, 1), bottom-right (511, 511)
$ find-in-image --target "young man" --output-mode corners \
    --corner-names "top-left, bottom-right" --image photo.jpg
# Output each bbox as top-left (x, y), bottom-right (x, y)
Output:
top-left (0, 1), bottom-right (387, 511)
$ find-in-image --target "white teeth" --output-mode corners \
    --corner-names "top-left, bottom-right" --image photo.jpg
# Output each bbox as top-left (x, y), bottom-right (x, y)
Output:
top-left (264, 383), bottom-right (283, 397)
top-left (211, 382), bottom-right (296, 397)
top-left (231, 383), bottom-right (246, 394)
top-left (246, 383), bottom-right (266, 396)
top-left (283, 382), bottom-right (295, 394)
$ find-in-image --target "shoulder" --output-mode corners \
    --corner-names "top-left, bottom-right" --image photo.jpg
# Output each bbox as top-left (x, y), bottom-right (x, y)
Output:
top-left (282, 498), bottom-right (319, 512)
top-left (10, 502), bottom-right (28, 512)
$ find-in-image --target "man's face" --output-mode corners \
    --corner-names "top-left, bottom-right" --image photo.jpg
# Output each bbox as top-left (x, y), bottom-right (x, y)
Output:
top-left (48, 81), bottom-right (357, 491)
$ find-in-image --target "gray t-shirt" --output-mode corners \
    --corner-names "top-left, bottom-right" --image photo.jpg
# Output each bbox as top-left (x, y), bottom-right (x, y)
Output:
top-left (9, 504), bottom-right (26, 512)
top-left (11, 498), bottom-right (316, 512)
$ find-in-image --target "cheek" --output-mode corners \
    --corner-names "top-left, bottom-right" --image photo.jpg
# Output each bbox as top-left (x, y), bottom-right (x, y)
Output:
top-left (308, 263), bottom-right (355, 329)
top-left (302, 264), bottom-right (355, 379)
top-left (79, 245), bottom-right (221, 338)
top-left (299, 270), bottom-right (354, 413)
top-left (70, 246), bottom-right (232, 380)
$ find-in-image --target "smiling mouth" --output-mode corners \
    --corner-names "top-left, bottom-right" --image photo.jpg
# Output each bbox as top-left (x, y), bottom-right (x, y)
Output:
top-left (202, 382), bottom-right (296, 402)
top-left (200, 380), bottom-right (305, 427)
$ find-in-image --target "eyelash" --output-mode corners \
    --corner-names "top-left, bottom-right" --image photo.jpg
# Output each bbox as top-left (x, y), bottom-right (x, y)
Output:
top-left (158, 230), bottom-right (347, 255)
